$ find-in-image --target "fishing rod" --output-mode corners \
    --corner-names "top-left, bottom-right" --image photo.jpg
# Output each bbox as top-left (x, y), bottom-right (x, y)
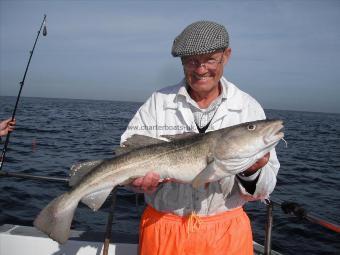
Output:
top-left (0, 14), bottom-right (47, 172)
top-left (263, 198), bottom-right (340, 255)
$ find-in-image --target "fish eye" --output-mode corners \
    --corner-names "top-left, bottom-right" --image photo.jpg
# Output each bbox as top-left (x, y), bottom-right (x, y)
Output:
top-left (247, 124), bottom-right (256, 131)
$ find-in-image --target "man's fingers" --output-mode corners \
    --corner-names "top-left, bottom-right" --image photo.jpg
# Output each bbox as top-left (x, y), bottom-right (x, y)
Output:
top-left (150, 173), bottom-right (161, 186)
top-left (245, 152), bottom-right (271, 173)
top-left (141, 172), bottom-right (160, 190)
top-left (257, 152), bottom-right (270, 166)
top-left (131, 177), bottom-right (143, 186)
top-left (129, 172), bottom-right (161, 193)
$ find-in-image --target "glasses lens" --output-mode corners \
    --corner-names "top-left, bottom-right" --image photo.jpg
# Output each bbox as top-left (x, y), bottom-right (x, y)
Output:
top-left (182, 53), bottom-right (223, 70)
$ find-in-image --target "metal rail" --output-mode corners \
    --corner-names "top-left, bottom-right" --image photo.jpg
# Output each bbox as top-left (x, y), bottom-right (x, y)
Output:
top-left (103, 188), bottom-right (117, 255)
top-left (0, 170), bottom-right (68, 183)
top-left (264, 200), bottom-right (274, 255)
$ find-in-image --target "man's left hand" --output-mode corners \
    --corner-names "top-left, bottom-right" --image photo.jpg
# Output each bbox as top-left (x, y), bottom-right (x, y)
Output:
top-left (0, 118), bottom-right (16, 137)
top-left (241, 152), bottom-right (270, 177)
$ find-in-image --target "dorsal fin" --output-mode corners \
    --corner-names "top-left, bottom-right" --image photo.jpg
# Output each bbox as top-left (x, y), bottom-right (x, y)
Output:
top-left (123, 134), bottom-right (166, 147)
top-left (115, 134), bottom-right (166, 155)
top-left (161, 132), bottom-right (199, 141)
top-left (69, 160), bottom-right (104, 187)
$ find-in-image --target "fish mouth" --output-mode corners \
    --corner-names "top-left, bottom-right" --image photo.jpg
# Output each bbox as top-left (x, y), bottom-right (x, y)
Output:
top-left (264, 120), bottom-right (284, 146)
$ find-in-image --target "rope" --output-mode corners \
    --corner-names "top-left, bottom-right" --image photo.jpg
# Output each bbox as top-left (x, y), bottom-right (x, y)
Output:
top-left (186, 212), bottom-right (202, 234)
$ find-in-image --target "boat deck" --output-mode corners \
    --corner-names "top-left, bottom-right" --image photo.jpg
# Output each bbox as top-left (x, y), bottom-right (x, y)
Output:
top-left (0, 224), bottom-right (282, 255)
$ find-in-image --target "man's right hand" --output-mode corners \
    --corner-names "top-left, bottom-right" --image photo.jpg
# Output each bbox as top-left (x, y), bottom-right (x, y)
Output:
top-left (130, 172), bottom-right (161, 194)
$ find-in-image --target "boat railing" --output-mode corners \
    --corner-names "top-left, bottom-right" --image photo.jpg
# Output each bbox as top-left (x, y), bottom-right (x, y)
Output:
top-left (0, 170), bottom-right (339, 255)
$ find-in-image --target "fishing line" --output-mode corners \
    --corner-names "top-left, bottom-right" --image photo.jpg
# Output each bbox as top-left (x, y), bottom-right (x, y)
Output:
top-left (0, 14), bottom-right (47, 171)
top-left (281, 137), bottom-right (288, 148)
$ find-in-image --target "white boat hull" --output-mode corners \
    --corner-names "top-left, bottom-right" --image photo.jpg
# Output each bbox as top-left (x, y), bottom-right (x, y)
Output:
top-left (0, 224), bottom-right (137, 255)
top-left (0, 224), bottom-right (282, 255)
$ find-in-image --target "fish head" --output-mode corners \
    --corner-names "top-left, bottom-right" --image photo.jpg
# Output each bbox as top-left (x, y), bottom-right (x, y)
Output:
top-left (214, 119), bottom-right (284, 161)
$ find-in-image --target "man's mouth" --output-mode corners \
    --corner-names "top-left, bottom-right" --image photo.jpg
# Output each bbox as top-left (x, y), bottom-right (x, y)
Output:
top-left (194, 74), bottom-right (211, 81)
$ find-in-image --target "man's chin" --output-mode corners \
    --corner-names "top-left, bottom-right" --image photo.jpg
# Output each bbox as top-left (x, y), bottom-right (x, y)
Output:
top-left (191, 81), bottom-right (215, 92)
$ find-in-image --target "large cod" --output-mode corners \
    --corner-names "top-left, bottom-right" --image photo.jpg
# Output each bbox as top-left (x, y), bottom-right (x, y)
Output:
top-left (34, 119), bottom-right (284, 243)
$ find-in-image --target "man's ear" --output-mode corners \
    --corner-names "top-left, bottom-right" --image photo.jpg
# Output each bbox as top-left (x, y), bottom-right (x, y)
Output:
top-left (223, 48), bottom-right (232, 64)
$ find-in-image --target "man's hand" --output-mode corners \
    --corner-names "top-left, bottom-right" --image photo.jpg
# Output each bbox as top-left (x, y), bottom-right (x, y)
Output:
top-left (241, 152), bottom-right (270, 177)
top-left (130, 172), bottom-right (161, 194)
top-left (129, 172), bottom-right (181, 194)
top-left (0, 118), bottom-right (16, 137)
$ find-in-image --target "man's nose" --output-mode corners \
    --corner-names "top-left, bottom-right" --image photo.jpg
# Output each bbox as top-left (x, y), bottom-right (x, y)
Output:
top-left (194, 63), bottom-right (208, 73)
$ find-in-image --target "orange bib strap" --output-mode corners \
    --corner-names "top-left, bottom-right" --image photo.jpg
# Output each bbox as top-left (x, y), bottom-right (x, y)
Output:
top-left (139, 206), bottom-right (253, 255)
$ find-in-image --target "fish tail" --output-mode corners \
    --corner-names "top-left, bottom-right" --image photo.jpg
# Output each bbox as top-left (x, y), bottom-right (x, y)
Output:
top-left (33, 193), bottom-right (78, 244)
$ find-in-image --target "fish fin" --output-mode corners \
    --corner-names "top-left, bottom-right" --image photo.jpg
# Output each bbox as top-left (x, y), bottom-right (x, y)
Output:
top-left (192, 161), bottom-right (227, 189)
top-left (219, 176), bottom-right (236, 198)
top-left (114, 146), bottom-right (131, 156)
top-left (161, 132), bottom-right (199, 141)
top-left (207, 153), bottom-right (214, 164)
top-left (123, 134), bottom-right (166, 147)
top-left (81, 188), bottom-right (113, 211)
top-left (34, 193), bottom-right (78, 244)
top-left (115, 135), bottom-right (166, 155)
top-left (69, 160), bottom-right (105, 187)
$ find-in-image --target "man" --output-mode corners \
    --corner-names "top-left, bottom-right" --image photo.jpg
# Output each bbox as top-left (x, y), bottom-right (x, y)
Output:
top-left (121, 21), bottom-right (280, 255)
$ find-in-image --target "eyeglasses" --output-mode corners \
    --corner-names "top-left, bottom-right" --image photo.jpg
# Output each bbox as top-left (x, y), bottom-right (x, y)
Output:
top-left (182, 51), bottom-right (225, 70)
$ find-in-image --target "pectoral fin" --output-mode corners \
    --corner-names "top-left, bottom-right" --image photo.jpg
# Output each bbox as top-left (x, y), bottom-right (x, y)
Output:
top-left (192, 160), bottom-right (227, 189)
top-left (207, 153), bottom-right (214, 164)
top-left (81, 188), bottom-right (113, 211)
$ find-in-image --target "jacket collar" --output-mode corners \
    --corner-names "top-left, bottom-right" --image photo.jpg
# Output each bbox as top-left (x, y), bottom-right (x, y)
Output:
top-left (164, 77), bottom-right (243, 111)
top-left (220, 77), bottom-right (243, 111)
top-left (162, 77), bottom-right (244, 131)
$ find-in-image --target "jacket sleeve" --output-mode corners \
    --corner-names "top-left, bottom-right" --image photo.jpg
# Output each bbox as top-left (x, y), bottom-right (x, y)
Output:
top-left (120, 92), bottom-right (158, 145)
top-left (236, 97), bottom-right (280, 200)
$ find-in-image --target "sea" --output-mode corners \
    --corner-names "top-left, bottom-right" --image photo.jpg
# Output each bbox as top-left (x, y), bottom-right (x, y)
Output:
top-left (0, 96), bottom-right (339, 255)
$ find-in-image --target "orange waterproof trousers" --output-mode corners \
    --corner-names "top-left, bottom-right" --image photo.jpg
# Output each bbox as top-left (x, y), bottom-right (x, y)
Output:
top-left (139, 206), bottom-right (253, 255)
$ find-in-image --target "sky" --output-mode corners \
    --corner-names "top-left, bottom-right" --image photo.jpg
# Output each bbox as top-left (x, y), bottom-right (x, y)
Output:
top-left (0, 0), bottom-right (340, 114)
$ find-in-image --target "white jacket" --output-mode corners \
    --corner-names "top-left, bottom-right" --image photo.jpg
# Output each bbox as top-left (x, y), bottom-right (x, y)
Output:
top-left (121, 77), bottom-right (280, 216)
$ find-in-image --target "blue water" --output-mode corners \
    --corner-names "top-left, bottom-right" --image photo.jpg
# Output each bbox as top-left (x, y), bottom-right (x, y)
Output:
top-left (0, 96), bottom-right (339, 254)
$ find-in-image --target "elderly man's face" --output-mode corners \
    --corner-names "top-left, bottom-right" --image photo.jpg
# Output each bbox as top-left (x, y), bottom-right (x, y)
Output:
top-left (182, 48), bottom-right (231, 97)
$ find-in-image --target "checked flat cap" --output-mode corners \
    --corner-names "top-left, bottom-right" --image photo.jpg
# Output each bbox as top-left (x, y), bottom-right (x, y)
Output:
top-left (171, 21), bottom-right (229, 57)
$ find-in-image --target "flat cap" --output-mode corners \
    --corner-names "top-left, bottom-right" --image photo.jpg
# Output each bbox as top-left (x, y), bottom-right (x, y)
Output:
top-left (171, 21), bottom-right (229, 57)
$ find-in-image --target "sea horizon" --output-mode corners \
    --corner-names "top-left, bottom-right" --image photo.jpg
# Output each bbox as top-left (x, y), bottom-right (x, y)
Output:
top-left (1, 95), bottom-right (339, 116)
